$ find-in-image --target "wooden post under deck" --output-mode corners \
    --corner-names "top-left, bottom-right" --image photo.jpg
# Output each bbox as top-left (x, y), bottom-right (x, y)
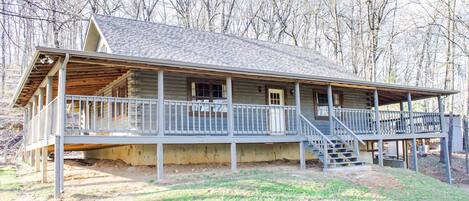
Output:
top-left (31, 96), bottom-right (37, 166)
top-left (438, 96), bottom-right (452, 184)
top-left (374, 89), bottom-right (383, 167)
top-left (55, 55), bottom-right (68, 199)
top-left (42, 76), bottom-right (53, 183)
top-left (295, 82), bottom-right (305, 169)
top-left (226, 77), bottom-right (237, 172)
top-left (408, 92), bottom-right (418, 171)
top-left (157, 70), bottom-right (164, 181)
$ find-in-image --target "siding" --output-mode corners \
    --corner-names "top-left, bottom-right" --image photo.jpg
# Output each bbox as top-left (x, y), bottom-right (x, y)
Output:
top-left (94, 70), bottom-right (371, 135)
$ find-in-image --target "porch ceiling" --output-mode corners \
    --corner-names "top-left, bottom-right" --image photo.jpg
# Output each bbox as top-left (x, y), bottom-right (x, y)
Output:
top-left (11, 47), bottom-right (457, 107)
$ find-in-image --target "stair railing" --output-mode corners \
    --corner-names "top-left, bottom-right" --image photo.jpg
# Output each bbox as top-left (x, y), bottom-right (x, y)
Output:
top-left (332, 116), bottom-right (365, 157)
top-left (299, 114), bottom-right (334, 167)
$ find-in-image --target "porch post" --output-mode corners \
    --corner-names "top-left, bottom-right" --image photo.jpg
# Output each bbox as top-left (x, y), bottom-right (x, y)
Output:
top-left (55, 54), bottom-right (68, 199)
top-left (226, 77), bottom-right (236, 172)
top-left (31, 95), bottom-right (37, 167)
top-left (374, 89), bottom-right (383, 167)
top-left (42, 76), bottom-right (53, 183)
top-left (36, 88), bottom-right (44, 173)
top-left (227, 77), bottom-right (233, 137)
top-left (327, 85), bottom-right (334, 136)
top-left (408, 92), bottom-right (418, 171)
top-left (22, 107), bottom-right (29, 162)
top-left (438, 96), bottom-right (452, 184)
top-left (156, 70), bottom-right (165, 181)
top-left (295, 82), bottom-right (305, 169)
top-left (156, 143), bottom-right (164, 181)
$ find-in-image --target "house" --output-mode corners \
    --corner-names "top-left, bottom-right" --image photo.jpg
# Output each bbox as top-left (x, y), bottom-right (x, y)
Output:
top-left (11, 15), bottom-right (456, 198)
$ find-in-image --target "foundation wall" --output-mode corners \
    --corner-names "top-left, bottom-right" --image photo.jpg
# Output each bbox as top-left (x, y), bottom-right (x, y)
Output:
top-left (84, 143), bottom-right (316, 165)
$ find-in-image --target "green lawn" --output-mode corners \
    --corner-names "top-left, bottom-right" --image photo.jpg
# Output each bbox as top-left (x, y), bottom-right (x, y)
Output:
top-left (135, 168), bottom-right (468, 201)
top-left (1, 165), bottom-right (468, 201)
top-left (0, 166), bottom-right (21, 201)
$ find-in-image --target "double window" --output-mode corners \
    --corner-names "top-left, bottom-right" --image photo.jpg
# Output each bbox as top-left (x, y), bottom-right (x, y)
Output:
top-left (189, 79), bottom-right (227, 112)
top-left (315, 92), bottom-right (342, 118)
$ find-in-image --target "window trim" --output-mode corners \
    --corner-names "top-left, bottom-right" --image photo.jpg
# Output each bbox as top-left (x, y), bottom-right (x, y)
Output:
top-left (313, 90), bottom-right (343, 120)
top-left (187, 78), bottom-right (228, 116)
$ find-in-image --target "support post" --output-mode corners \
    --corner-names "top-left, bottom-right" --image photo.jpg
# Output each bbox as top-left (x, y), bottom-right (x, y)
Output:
top-left (374, 89), bottom-right (383, 167)
top-left (327, 85), bottom-right (334, 136)
top-left (36, 88), bottom-right (44, 173)
top-left (299, 141), bottom-right (305, 170)
top-left (157, 70), bottom-right (164, 136)
top-left (55, 54), bottom-right (68, 199)
top-left (156, 143), bottom-right (164, 181)
top-left (295, 82), bottom-right (301, 134)
top-left (407, 92), bottom-right (418, 171)
top-left (42, 77), bottom-right (53, 183)
top-left (438, 96), bottom-right (452, 184)
top-left (231, 142), bottom-right (237, 172)
top-left (226, 77), bottom-right (233, 137)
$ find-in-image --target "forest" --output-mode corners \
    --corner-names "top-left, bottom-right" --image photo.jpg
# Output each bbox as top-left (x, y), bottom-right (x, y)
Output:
top-left (0, 0), bottom-right (467, 114)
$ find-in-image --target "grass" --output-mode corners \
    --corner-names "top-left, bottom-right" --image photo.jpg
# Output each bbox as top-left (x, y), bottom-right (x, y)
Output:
top-left (2, 165), bottom-right (469, 201)
top-left (0, 166), bottom-right (21, 201)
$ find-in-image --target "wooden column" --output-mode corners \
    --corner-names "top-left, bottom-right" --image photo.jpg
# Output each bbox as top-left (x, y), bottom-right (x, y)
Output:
top-left (156, 143), bottom-right (164, 181)
top-left (35, 88), bottom-right (44, 173)
top-left (42, 76), bottom-right (53, 183)
top-left (231, 142), bottom-right (237, 172)
top-left (374, 89), bottom-right (383, 167)
top-left (438, 96), bottom-right (452, 184)
top-left (22, 107), bottom-right (29, 162)
top-left (299, 141), bottom-right (306, 170)
top-left (408, 92), bottom-right (418, 171)
top-left (55, 55), bottom-right (68, 199)
top-left (156, 70), bottom-right (164, 181)
top-left (226, 77), bottom-right (236, 172)
top-left (295, 82), bottom-right (305, 170)
top-left (157, 70), bottom-right (164, 136)
top-left (327, 85), bottom-right (334, 136)
top-left (31, 95), bottom-right (38, 168)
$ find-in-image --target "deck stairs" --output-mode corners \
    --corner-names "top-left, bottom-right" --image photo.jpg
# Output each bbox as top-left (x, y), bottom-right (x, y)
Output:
top-left (299, 114), bottom-right (365, 169)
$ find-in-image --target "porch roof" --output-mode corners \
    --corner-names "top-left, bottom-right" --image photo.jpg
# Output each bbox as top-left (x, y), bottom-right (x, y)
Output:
top-left (11, 47), bottom-right (457, 107)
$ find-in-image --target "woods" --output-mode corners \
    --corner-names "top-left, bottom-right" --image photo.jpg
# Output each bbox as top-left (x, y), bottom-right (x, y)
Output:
top-left (0, 0), bottom-right (468, 113)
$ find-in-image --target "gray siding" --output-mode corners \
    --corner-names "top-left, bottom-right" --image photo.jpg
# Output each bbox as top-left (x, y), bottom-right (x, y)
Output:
top-left (95, 70), bottom-right (371, 135)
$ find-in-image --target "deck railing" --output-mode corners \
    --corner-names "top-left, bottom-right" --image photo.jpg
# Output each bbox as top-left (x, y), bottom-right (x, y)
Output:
top-left (233, 104), bottom-right (296, 135)
top-left (65, 95), bottom-right (159, 135)
top-left (25, 97), bottom-right (58, 145)
top-left (334, 108), bottom-right (442, 135)
top-left (299, 114), bottom-right (333, 166)
top-left (332, 116), bottom-right (365, 156)
top-left (164, 100), bottom-right (228, 136)
top-left (24, 94), bottom-right (443, 140)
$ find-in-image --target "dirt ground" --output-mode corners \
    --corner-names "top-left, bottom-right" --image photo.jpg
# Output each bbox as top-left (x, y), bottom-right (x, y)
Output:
top-left (419, 151), bottom-right (469, 189)
top-left (7, 150), bottom-right (468, 200)
top-left (11, 158), bottom-right (409, 201)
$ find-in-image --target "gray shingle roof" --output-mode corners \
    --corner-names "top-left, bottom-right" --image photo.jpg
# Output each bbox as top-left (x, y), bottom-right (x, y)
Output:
top-left (93, 15), bottom-right (358, 80)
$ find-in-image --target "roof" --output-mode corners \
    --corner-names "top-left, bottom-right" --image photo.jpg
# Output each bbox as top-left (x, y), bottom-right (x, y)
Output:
top-left (10, 47), bottom-right (457, 107)
top-left (92, 14), bottom-right (357, 81)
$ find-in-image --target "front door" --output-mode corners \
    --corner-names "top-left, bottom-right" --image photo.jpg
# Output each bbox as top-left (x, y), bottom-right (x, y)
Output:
top-left (268, 88), bottom-right (285, 135)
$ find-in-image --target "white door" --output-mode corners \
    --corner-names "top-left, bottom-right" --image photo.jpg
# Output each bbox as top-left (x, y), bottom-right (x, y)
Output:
top-left (268, 89), bottom-right (285, 135)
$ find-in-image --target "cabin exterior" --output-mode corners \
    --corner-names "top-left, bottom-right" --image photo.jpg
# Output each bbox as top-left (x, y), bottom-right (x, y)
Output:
top-left (11, 15), bottom-right (456, 198)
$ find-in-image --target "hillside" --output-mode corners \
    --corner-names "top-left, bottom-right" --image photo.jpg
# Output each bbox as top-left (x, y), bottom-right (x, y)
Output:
top-left (1, 160), bottom-right (468, 201)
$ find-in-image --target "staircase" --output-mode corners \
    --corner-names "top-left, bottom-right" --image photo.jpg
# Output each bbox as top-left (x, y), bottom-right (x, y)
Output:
top-left (299, 114), bottom-right (365, 169)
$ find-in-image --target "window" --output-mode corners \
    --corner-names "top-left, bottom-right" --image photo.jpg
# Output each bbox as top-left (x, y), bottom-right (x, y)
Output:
top-left (112, 79), bottom-right (128, 116)
top-left (315, 92), bottom-right (342, 118)
top-left (189, 79), bottom-right (227, 112)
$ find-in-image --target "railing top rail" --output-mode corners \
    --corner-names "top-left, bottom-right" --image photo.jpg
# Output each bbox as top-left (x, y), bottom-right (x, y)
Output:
top-left (299, 114), bottom-right (334, 145)
top-left (332, 116), bottom-right (365, 145)
top-left (66, 94), bottom-right (158, 102)
top-left (165, 100), bottom-right (226, 104)
top-left (234, 103), bottom-right (296, 108)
